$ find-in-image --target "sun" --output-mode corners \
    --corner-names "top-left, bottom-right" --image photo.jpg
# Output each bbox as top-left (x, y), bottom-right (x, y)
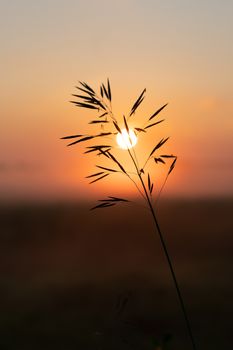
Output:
top-left (116, 128), bottom-right (137, 149)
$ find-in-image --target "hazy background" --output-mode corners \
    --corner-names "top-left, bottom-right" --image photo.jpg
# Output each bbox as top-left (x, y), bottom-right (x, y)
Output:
top-left (0, 1), bottom-right (233, 349)
top-left (0, 0), bottom-right (232, 202)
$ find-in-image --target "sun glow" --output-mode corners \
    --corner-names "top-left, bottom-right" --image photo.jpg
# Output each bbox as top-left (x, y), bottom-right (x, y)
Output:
top-left (116, 128), bottom-right (137, 149)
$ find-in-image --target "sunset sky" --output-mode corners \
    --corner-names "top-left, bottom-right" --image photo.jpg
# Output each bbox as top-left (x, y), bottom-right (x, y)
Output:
top-left (1, 0), bottom-right (233, 202)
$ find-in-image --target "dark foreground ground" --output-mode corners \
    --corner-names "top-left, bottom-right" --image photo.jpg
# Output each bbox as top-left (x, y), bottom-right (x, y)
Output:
top-left (0, 198), bottom-right (232, 349)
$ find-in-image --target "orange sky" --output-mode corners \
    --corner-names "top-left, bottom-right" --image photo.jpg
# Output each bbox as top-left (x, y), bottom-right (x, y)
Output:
top-left (1, 0), bottom-right (233, 202)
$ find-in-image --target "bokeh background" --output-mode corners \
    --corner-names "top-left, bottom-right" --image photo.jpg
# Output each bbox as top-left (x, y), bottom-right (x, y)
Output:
top-left (0, 1), bottom-right (232, 349)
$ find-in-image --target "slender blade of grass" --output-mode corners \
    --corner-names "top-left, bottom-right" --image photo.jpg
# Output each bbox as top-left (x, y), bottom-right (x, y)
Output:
top-left (149, 137), bottom-right (169, 157)
top-left (123, 115), bottom-right (129, 133)
top-left (160, 154), bottom-right (176, 158)
top-left (113, 121), bottom-right (121, 133)
top-left (150, 183), bottom-right (154, 194)
top-left (96, 165), bottom-right (117, 172)
top-left (134, 127), bottom-right (146, 133)
top-left (167, 157), bottom-right (177, 175)
top-left (107, 78), bottom-right (112, 102)
top-left (98, 112), bottom-right (108, 118)
top-left (108, 196), bottom-right (129, 202)
top-left (89, 173), bottom-right (109, 184)
top-left (86, 172), bottom-right (104, 178)
top-left (97, 148), bottom-right (112, 157)
top-left (129, 88), bottom-right (146, 117)
top-left (60, 134), bottom-right (83, 139)
top-left (89, 120), bottom-right (109, 124)
top-left (70, 101), bottom-right (99, 110)
top-left (147, 173), bottom-right (151, 192)
top-left (91, 202), bottom-right (116, 210)
top-left (76, 86), bottom-right (95, 96)
top-left (107, 152), bottom-right (127, 174)
top-left (84, 145), bottom-right (110, 154)
top-left (154, 157), bottom-right (166, 164)
top-left (67, 136), bottom-right (94, 146)
top-left (79, 81), bottom-right (95, 94)
top-left (148, 103), bottom-right (168, 121)
top-left (97, 132), bottom-right (113, 137)
top-left (145, 119), bottom-right (164, 130)
top-left (102, 83), bottom-right (109, 100)
top-left (100, 85), bottom-right (104, 98)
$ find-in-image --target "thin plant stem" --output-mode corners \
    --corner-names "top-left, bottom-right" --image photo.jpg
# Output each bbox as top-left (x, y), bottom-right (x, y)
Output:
top-left (155, 174), bottom-right (169, 207)
top-left (105, 98), bottom-right (196, 349)
top-left (127, 147), bottom-right (197, 350)
top-left (126, 173), bottom-right (147, 201)
top-left (140, 176), bottom-right (196, 350)
top-left (132, 146), bottom-right (140, 170)
top-left (66, 81), bottom-right (197, 349)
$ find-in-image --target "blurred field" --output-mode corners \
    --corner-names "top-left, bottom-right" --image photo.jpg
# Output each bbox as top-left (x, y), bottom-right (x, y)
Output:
top-left (0, 198), bottom-right (232, 349)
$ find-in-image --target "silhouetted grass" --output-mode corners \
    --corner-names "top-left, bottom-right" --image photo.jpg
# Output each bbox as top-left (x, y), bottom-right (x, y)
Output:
top-left (61, 80), bottom-right (197, 348)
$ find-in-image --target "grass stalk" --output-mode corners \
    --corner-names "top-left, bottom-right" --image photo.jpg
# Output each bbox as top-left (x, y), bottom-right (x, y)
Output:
top-left (63, 80), bottom-right (197, 349)
top-left (127, 148), bottom-right (197, 350)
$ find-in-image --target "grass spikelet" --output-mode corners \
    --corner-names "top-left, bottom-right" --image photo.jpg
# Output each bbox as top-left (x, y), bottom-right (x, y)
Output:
top-left (61, 79), bottom-right (197, 350)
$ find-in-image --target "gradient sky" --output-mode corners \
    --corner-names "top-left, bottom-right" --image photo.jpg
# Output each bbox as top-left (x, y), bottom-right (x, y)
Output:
top-left (1, 0), bottom-right (233, 202)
